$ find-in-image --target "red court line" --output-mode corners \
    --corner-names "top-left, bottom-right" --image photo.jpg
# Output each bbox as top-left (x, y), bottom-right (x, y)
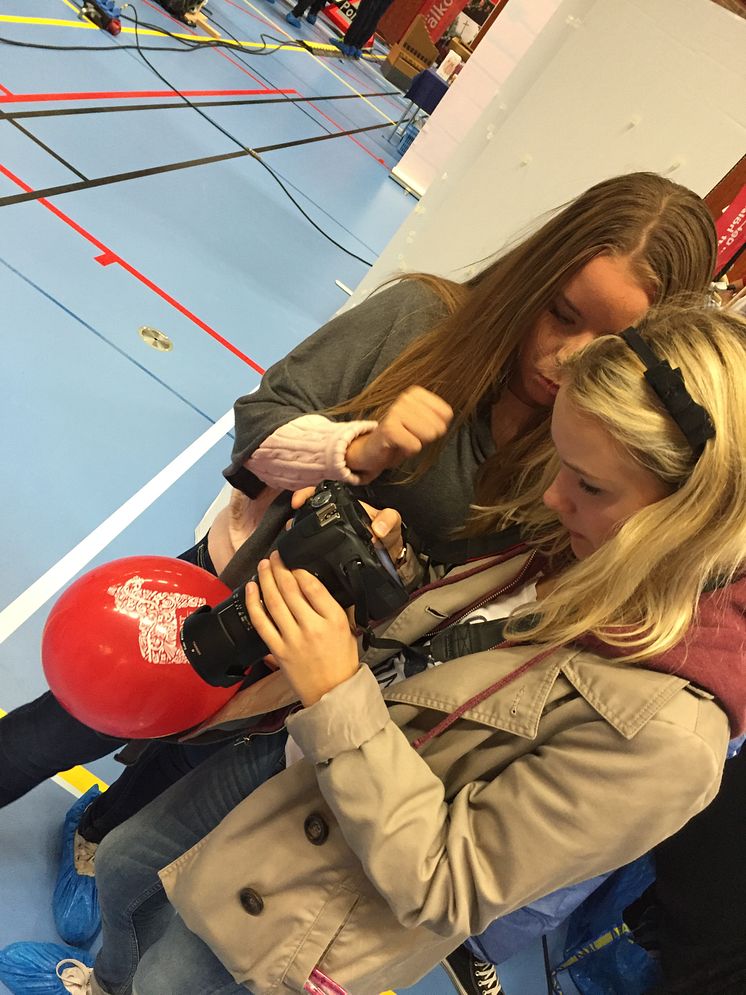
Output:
top-left (138, 0), bottom-right (267, 87)
top-left (305, 101), bottom-right (385, 165)
top-left (217, 0), bottom-right (387, 165)
top-left (0, 83), bottom-right (13, 96)
top-left (0, 87), bottom-right (295, 104)
top-left (0, 162), bottom-right (265, 375)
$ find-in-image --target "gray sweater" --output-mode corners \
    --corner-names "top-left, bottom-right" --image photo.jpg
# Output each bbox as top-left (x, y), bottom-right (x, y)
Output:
top-left (220, 281), bottom-right (497, 588)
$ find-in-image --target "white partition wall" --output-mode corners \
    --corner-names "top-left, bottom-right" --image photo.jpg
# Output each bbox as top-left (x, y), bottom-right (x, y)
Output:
top-left (347, 0), bottom-right (746, 307)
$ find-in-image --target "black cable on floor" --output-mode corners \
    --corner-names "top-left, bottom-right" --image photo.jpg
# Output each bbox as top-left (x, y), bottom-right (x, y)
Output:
top-left (123, 2), bottom-right (374, 267)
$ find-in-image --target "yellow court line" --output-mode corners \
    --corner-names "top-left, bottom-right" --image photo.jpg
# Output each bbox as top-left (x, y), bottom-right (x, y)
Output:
top-left (239, 0), bottom-right (394, 123)
top-left (1, 11), bottom-right (380, 58)
top-left (0, 707), bottom-right (108, 796)
top-left (0, 14), bottom-right (96, 28)
top-left (0, 13), bottom-right (285, 47)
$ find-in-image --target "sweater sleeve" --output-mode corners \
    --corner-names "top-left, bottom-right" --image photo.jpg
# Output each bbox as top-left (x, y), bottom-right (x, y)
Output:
top-left (247, 414), bottom-right (378, 489)
top-left (224, 281), bottom-right (447, 498)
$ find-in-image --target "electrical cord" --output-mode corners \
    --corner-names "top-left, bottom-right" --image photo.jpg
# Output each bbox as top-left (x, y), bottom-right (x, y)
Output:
top-left (0, 1), bottom-right (377, 264)
top-left (0, 0), bottom-right (337, 57)
top-left (122, 7), bottom-right (308, 57)
top-left (204, 9), bottom-right (342, 138)
top-left (122, 3), bottom-right (373, 266)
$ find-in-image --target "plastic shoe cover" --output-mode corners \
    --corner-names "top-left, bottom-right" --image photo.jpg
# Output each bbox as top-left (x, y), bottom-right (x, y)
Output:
top-left (0, 942), bottom-right (93, 995)
top-left (285, 12), bottom-right (302, 27)
top-left (342, 43), bottom-right (355, 56)
top-left (53, 786), bottom-right (102, 946)
top-left (329, 37), bottom-right (345, 50)
top-left (305, 12), bottom-right (317, 23)
top-left (354, 47), bottom-right (363, 58)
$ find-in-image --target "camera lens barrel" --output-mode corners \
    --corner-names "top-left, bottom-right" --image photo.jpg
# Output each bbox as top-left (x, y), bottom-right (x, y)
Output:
top-left (180, 590), bottom-right (267, 687)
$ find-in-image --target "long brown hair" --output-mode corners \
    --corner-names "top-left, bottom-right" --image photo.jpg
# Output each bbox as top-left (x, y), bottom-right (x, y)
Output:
top-left (332, 172), bottom-right (716, 517)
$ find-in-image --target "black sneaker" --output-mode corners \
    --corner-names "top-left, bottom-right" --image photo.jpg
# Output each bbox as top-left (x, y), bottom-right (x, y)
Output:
top-left (442, 943), bottom-right (503, 995)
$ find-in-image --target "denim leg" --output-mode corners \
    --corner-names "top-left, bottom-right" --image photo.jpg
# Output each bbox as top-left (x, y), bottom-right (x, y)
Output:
top-left (133, 913), bottom-right (247, 995)
top-left (93, 730), bottom-right (287, 995)
top-left (0, 691), bottom-right (124, 806)
top-left (78, 740), bottom-right (227, 844)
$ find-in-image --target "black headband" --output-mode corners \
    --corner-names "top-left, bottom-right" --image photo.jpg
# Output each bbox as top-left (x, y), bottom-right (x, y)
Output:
top-left (620, 328), bottom-right (715, 459)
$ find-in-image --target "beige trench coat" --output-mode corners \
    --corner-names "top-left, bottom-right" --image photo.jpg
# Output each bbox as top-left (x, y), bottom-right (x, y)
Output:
top-left (161, 552), bottom-right (730, 995)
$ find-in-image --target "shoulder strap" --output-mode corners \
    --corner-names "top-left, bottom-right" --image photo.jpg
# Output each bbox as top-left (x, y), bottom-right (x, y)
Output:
top-left (412, 523), bottom-right (524, 565)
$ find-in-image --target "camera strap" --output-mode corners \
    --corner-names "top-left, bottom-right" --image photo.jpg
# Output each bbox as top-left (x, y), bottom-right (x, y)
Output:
top-left (344, 559), bottom-right (430, 666)
top-left (409, 524), bottom-right (523, 566)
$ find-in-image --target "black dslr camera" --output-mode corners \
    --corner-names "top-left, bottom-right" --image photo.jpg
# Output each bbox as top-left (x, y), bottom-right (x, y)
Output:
top-left (180, 481), bottom-right (409, 687)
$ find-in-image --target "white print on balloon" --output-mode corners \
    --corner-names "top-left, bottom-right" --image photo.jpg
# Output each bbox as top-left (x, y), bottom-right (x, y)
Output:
top-left (107, 576), bottom-right (206, 665)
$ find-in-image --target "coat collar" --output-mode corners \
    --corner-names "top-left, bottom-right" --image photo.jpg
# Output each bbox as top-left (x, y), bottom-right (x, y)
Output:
top-left (383, 644), bottom-right (690, 741)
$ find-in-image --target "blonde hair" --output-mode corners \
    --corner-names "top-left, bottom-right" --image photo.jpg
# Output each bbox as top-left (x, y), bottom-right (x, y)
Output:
top-left (500, 306), bottom-right (746, 661)
top-left (333, 172), bottom-right (716, 510)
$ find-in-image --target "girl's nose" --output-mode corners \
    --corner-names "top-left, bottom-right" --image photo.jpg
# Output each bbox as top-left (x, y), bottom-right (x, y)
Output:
top-left (543, 472), bottom-right (571, 514)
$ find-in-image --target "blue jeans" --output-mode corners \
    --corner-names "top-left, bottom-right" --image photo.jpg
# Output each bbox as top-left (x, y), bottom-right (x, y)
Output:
top-left (0, 537), bottom-right (220, 813)
top-left (94, 729), bottom-right (287, 995)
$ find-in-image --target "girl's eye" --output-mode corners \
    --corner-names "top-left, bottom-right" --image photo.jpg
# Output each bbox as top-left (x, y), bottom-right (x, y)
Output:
top-left (549, 304), bottom-right (575, 327)
top-left (579, 479), bottom-right (602, 496)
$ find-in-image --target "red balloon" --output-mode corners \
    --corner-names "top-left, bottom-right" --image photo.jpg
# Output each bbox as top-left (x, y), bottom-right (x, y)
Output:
top-left (42, 556), bottom-right (238, 739)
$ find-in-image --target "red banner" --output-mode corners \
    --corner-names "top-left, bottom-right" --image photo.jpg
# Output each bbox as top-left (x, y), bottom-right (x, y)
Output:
top-left (715, 184), bottom-right (746, 276)
top-left (418, 0), bottom-right (471, 40)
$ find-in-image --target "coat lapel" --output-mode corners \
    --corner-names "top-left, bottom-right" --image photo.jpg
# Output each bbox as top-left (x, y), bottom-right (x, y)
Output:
top-left (383, 645), bottom-right (579, 739)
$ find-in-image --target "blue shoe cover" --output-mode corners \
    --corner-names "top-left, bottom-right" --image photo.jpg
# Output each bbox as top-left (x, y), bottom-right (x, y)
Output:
top-left (305, 12), bottom-right (317, 23)
top-left (53, 786), bottom-right (101, 946)
top-left (354, 47), bottom-right (363, 58)
top-left (285, 12), bottom-right (301, 26)
top-left (0, 942), bottom-right (93, 994)
top-left (342, 43), bottom-right (355, 56)
top-left (329, 37), bottom-right (345, 50)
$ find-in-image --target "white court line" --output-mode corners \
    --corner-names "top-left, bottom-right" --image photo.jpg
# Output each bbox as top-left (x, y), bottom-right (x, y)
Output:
top-left (240, 0), bottom-right (395, 124)
top-left (51, 774), bottom-right (82, 798)
top-left (0, 409), bottom-right (236, 647)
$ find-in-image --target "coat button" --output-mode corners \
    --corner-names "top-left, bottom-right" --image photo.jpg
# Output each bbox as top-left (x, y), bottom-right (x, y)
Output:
top-left (304, 812), bottom-right (329, 845)
top-left (238, 887), bottom-right (264, 916)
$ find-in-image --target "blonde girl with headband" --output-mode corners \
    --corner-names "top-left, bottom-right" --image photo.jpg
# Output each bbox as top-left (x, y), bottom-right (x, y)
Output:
top-left (8, 304), bottom-right (745, 995)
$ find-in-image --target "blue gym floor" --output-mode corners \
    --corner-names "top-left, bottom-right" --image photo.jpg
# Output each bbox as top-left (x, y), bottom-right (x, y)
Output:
top-left (0, 3), bottom-right (575, 992)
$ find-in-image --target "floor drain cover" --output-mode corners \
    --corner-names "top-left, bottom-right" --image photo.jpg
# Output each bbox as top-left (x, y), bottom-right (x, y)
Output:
top-left (139, 326), bottom-right (173, 352)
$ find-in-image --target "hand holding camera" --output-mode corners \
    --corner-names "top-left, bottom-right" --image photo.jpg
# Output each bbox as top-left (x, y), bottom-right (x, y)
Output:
top-left (247, 552), bottom-right (360, 707)
top-left (180, 482), bottom-right (410, 689)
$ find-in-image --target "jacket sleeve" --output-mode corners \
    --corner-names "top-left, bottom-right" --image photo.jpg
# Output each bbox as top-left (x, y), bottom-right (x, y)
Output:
top-left (286, 666), bottom-right (726, 939)
top-left (225, 281), bottom-right (446, 498)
